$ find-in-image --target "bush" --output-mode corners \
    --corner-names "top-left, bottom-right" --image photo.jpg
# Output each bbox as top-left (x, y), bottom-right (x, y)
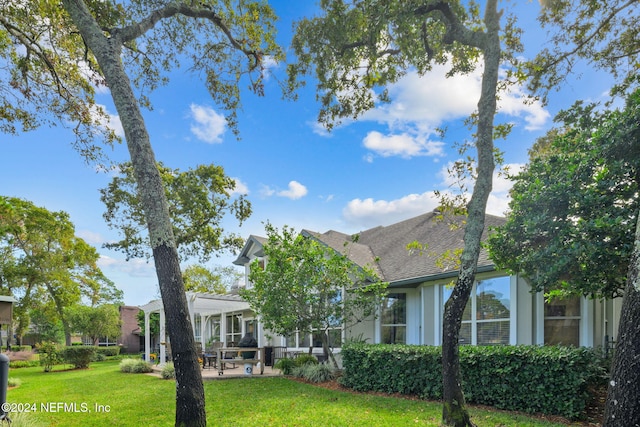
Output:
top-left (340, 343), bottom-right (604, 420)
top-left (36, 342), bottom-right (60, 372)
top-left (119, 358), bottom-right (153, 373)
top-left (9, 360), bottom-right (39, 369)
top-left (95, 346), bottom-right (121, 357)
top-left (295, 354), bottom-right (319, 366)
top-left (8, 377), bottom-right (22, 388)
top-left (161, 362), bottom-right (175, 379)
top-left (9, 345), bottom-right (32, 352)
top-left (273, 357), bottom-right (297, 375)
top-left (297, 363), bottom-right (335, 383)
top-left (61, 346), bottom-right (96, 369)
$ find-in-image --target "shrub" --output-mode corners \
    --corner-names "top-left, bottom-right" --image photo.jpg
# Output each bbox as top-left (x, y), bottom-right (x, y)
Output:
top-left (119, 358), bottom-right (153, 374)
top-left (295, 354), bottom-right (319, 366)
top-left (36, 342), bottom-right (60, 372)
top-left (340, 343), bottom-right (603, 420)
top-left (8, 377), bottom-right (22, 388)
top-left (299, 363), bottom-right (334, 383)
top-left (61, 346), bottom-right (96, 369)
top-left (9, 345), bottom-right (32, 352)
top-left (274, 357), bottom-right (297, 375)
top-left (95, 346), bottom-right (121, 357)
top-left (161, 362), bottom-right (175, 379)
top-left (9, 360), bottom-right (39, 369)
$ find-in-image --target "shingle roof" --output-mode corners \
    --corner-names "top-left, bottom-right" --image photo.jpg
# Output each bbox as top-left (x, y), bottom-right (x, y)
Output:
top-left (306, 210), bottom-right (505, 284)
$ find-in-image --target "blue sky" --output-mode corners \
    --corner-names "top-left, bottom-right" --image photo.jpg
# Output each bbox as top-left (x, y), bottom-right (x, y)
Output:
top-left (1, 1), bottom-right (617, 306)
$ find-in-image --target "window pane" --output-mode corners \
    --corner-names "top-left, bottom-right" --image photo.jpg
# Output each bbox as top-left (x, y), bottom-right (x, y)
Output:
top-left (544, 319), bottom-right (580, 346)
top-left (382, 326), bottom-right (406, 344)
top-left (545, 296), bottom-right (580, 317)
top-left (459, 323), bottom-right (471, 345)
top-left (300, 333), bottom-right (310, 348)
top-left (382, 293), bottom-right (406, 324)
top-left (477, 277), bottom-right (510, 320)
top-left (478, 321), bottom-right (509, 345)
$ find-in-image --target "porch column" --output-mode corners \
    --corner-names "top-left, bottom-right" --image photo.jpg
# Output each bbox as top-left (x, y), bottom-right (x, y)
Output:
top-left (144, 311), bottom-right (151, 363)
top-left (220, 312), bottom-right (227, 345)
top-left (159, 309), bottom-right (166, 365)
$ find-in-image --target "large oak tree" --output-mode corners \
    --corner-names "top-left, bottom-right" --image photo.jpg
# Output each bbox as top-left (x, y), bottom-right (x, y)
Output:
top-left (1, 1), bottom-right (286, 425)
top-left (288, 1), bottom-right (521, 425)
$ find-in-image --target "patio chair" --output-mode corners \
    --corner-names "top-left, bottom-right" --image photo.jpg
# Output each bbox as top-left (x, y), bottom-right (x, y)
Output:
top-left (204, 342), bottom-right (223, 369)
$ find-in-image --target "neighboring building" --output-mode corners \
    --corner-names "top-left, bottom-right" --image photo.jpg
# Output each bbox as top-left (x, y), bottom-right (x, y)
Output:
top-left (117, 305), bottom-right (142, 354)
top-left (141, 210), bottom-right (622, 363)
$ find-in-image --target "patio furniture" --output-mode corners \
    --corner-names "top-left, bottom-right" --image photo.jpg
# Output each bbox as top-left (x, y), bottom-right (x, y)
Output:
top-left (217, 346), bottom-right (264, 376)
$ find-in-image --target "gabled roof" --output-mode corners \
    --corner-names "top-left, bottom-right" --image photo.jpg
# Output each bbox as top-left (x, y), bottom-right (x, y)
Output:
top-left (232, 235), bottom-right (268, 265)
top-left (234, 210), bottom-right (506, 286)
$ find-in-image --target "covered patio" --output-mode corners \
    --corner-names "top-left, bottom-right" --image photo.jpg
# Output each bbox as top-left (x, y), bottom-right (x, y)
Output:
top-left (139, 292), bottom-right (258, 365)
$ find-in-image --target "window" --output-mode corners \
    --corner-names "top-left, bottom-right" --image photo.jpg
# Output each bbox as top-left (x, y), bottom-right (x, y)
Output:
top-left (381, 293), bottom-right (407, 344)
top-left (194, 315), bottom-right (202, 342)
top-left (226, 313), bottom-right (242, 344)
top-left (443, 276), bottom-right (511, 345)
top-left (544, 296), bottom-right (580, 346)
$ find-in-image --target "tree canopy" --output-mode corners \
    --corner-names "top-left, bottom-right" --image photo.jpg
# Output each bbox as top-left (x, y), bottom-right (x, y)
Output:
top-left (241, 223), bottom-right (388, 368)
top-left (182, 264), bottom-right (240, 294)
top-left (0, 196), bottom-right (122, 345)
top-left (488, 89), bottom-right (640, 300)
top-left (101, 162), bottom-right (251, 262)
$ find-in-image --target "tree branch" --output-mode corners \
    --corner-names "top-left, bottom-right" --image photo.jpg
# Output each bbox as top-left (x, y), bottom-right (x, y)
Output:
top-left (116, 1), bottom-right (263, 70)
top-left (414, 0), bottom-right (488, 49)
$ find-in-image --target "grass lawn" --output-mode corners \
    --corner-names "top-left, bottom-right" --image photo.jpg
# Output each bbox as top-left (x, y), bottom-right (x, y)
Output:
top-left (5, 360), bottom-right (582, 426)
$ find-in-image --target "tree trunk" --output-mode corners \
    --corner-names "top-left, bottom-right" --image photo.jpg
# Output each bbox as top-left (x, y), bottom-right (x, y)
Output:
top-left (603, 215), bottom-right (640, 427)
top-left (441, 2), bottom-right (501, 426)
top-left (62, 1), bottom-right (206, 425)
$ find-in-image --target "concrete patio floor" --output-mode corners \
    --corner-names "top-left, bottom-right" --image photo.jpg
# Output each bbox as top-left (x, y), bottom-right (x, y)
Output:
top-left (152, 363), bottom-right (281, 380)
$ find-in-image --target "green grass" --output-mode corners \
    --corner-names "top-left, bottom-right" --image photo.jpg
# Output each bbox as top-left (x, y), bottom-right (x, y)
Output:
top-left (5, 361), bottom-right (576, 426)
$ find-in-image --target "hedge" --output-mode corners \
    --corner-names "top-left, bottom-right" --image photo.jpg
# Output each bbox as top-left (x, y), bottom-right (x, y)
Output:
top-left (61, 346), bottom-right (96, 369)
top-left (339, 344), bottom-right (604, 420)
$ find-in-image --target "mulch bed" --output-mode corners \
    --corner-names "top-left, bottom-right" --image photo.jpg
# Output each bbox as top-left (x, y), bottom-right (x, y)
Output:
top-left (292, 377), bottom-right (606, 426)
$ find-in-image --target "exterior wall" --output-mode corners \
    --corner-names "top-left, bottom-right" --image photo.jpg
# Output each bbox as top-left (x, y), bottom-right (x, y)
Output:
top-left (118, 305), bottom-right (141, 354)
top-left (515, 276), bottom-right (534, 345)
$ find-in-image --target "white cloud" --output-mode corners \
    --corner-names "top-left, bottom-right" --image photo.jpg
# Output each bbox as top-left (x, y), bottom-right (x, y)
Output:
top-left (98, 255), bottom-right (156, 278)
top-left (231, 177), bottom-right (249, 195)
top-left (363, 131), bottom-right (445, 158)
top-left (277, 181), bottom-right (308, 200)
top-left (189, 104), bottom-right (226, 143)
top-left (343, 162), bottom-right (524, 229)
top-left (77, 230), bottom-right (104, 245)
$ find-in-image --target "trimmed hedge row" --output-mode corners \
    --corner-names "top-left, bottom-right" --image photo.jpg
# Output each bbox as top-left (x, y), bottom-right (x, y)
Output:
top-left (339, 344), bottom-right (604, 420)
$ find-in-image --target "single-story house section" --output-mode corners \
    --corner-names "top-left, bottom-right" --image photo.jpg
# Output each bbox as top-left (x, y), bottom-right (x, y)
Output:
top-left (233, 210), bottom-right (622, 354)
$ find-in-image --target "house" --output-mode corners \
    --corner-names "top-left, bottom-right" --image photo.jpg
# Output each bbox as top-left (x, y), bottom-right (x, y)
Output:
top-left (141, 210), bottom-right (621, 364)
top-left (233, 210), bottom-right (621, 352)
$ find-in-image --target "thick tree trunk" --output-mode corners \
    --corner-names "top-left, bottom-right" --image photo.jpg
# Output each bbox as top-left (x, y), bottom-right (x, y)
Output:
top-left (603, 215), bottom-right (640, 427)
top-left (441, 2), bottom-right (501, 426)
top-left (63, 1), bottom-right (206, 426)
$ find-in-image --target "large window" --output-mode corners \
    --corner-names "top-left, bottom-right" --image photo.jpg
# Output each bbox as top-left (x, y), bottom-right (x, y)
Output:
top-left (226, 313), bottom-right (242, 344)
top-left (544, 296), bottom-right (580, 346)
top-left (381, 293), bottom-right (407, 344)
top-left (443, 276), bottom-right (511, 345)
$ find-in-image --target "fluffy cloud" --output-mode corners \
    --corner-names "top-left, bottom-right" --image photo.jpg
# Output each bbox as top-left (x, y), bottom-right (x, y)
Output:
top-left (97, 255), bottom-right (156, 278)
top-left (231, 178), bottom-right (249, 195)
top-left (363, 131), bottom-right (445, 158)
top-left (189, 104), bottom-right (226, 143)
top-left (277, 181), bottom-right (308, 200)
top-left (342, 162), bottom-right (524, 229)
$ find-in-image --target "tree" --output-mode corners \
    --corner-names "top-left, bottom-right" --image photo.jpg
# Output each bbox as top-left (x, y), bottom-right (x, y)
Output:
top-left (0, 196), bottom-right (122, 346)
top-left (182, 264), bottom-right (239, 294)
top-left (487, 102), bottom-right (637, 300)
top-left (101, 162), bottom-right (251, 262)
top-left (66, 304), bottom-right (122, 346)
top-left (528, 0), bottom-right (640, 99)
top-left (241, 223), bottom-right (388, 368)
top-left (289, 1), bottom-right (518, 424)
top-left (2, 1), bottom-right (286, 425)
top-left (488, 90), bottom-right (640, 427)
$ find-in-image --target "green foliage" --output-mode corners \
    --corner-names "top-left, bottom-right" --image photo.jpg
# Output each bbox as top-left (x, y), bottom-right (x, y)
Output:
top-left (242, 223), bottom-right (387, 365)
top-left (273, 357), bottom-right (297, 375)
top-left (488, 89), bottom-right (640, 299)
top-left (295, 354), bottom-right (319, 366)
top-left (100, 162), bottom-right (251, 262)
top-left (9, 360), bottom-right (40, 369)
top-left (137, 310), bottom-right (159, 338)
top-left (292, 363), bottom-right (335, 384)
top-left (161, 362), bottom-right (175, 380)
top-left (529, 0), bottom-right (640, 98)
top-left (182, 264), bottom-right (239, 294)
top-left (36, 341), bottom-right (60, 372)
top-left (61, 346), bottom-right (96, 369)
top-left (9, 345), bottom-right (33, 352)
top-left (119, 358), bottom-right (153, 374)
top-left (339, 344), bottom-right (604, 420)
top-left (94, 346), bottom-right (121, 357)
top-left (7, 377), bottom-right (22, 388)
top-left (66, 304), bottom-right (122, 346)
